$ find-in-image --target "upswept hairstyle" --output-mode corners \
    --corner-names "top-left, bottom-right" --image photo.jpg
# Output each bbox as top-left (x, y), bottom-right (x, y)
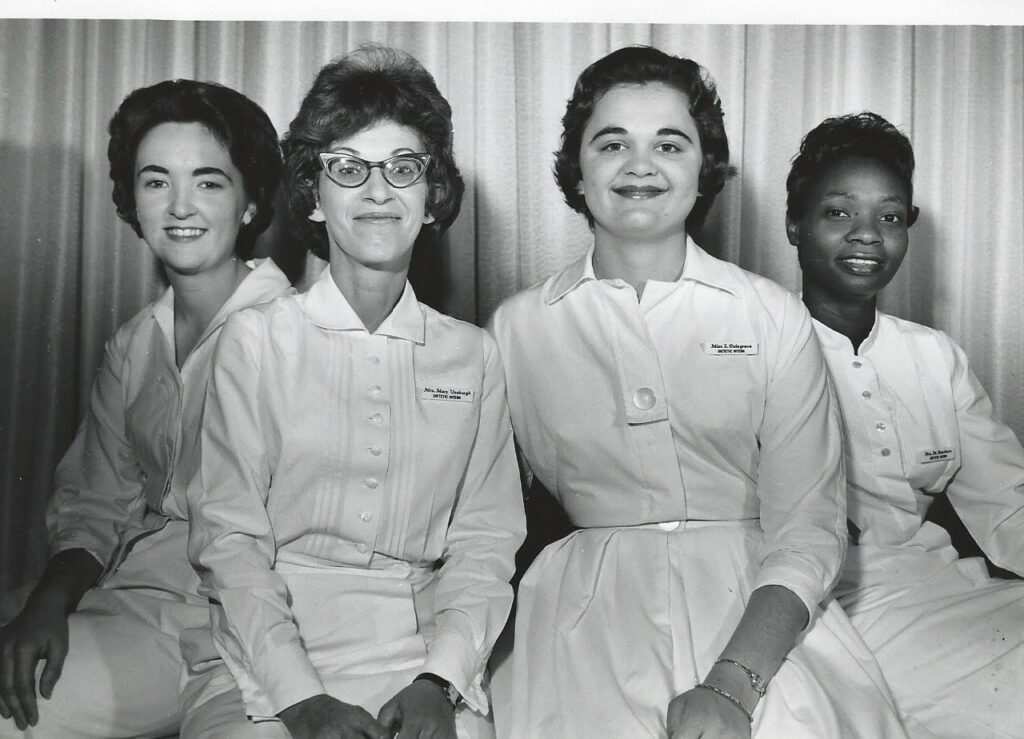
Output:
top-left (554, 45), bottom-right (735, 233)
top-left (786, 111), bottom-right (919, 226)
top-left (108, 79), bottom-right (282, 259)
top-left (282, 44), bottom-right (465, 260)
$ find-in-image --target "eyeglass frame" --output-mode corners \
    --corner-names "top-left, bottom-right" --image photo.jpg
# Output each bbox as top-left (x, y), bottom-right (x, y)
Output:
top-left (316, 152), bottom-right (432, 189)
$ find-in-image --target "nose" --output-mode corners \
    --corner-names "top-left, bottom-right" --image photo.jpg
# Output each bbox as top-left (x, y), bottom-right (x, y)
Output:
top-left (624, 148), bottom-right (657, 177)
top-left (848, 214), bottom-right (882, 244)
top-left (168, 185), bottom-right (196, 219)
top-left (362, 167), bottom-right (395, 204)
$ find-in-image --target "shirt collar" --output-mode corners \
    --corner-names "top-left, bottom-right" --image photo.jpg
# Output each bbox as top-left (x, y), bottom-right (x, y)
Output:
top-left (544, 235), bottom-right (741, 305)
top-left (303, 267), bottom-right (426, 344)
top-left (811, 309), bottom-right (883, 355)
top-left (151, 258), bottom-right (293, 352)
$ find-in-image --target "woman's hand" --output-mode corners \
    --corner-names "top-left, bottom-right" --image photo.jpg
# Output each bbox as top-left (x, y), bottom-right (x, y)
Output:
top-left (377, 680), bottom-right (457, 739)
top-left (666, 686), bottom-right (752, 739)
top-left (278, 694), bottom-right (390, 739)
top-left (0, 591), bottom-right (70, 730)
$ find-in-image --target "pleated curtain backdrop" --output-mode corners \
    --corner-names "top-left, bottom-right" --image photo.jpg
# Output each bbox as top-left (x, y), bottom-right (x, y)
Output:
top-left (1, 20), bottom-right (1022, 600)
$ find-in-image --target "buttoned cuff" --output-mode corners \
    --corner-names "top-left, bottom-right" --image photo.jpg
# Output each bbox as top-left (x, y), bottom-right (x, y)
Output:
top-left (420, 613), bottom-right (488, 714)
top-left (241, 641), bottom-right (326, 720)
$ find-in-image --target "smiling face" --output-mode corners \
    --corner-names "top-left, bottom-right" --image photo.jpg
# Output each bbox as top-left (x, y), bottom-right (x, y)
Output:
top-left (311, 119), bottom-right (434, 273)
top-left (134, 121), bottom-right (255, 278)
top-left (578, 82), bottom-right (703, 248)
top-left (788, 156), bottom-right (912, 302)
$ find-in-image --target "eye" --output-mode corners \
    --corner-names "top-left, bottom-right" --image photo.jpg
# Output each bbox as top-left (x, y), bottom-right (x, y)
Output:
top-left (198, 180), bottom-right (224, 190)
top-left (825, 207), bottom-right (849, 218)
top-left (600, 141), bottom-right (626, 152)
top-left (391, 162), bottom-right (415, 175)
top-left (655, 142), bottom-right (682, 154)
top-left (141, 178), bottom-right (168, 189)
top-left (880, 213), bottom-right (904, 224)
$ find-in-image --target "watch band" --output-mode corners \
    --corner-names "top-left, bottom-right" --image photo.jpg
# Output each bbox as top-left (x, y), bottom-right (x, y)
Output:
top-left (414, 672), bottom-right (461, 709)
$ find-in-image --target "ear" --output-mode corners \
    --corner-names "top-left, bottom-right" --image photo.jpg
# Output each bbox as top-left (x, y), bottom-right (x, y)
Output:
top-left (309, 199), bottom-right (325, 223)
top-left (241, 202), bottom-right (256, 226)
top-left (785, 214), bottom-right (801, 246)
top-left (576, 180), bottom-right (585, 196)
top-left (908, 205), bottom-right (920, 228)
top-left (422, 211), bottom-right (436, 226)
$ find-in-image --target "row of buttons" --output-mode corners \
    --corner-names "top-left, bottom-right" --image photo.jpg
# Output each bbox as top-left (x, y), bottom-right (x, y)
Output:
top-left (852, 358), bottom-right (892, 457)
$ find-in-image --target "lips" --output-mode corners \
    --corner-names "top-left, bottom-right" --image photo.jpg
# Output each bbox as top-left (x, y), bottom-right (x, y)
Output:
top-left (354, 212), bottom-right (401, 224)
top-left (164, 227), bottom-right (206, 241)
top-left (612, 185), bottom-right (666, 199)
top-left (837, 254), bottom-right (885, 275)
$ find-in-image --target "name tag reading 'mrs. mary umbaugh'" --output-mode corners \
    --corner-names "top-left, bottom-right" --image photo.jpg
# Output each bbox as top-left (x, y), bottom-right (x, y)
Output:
top-left (701, 342), bottom-right (759, 356)
top-left (420, 385), bottom-right (475, 402)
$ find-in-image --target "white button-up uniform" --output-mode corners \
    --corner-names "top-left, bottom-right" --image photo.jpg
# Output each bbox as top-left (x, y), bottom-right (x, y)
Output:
top-left (816, 312), bottom-right (1024, 738)
top-left (488, 239), bottom-right (905, 739)
top-left (1, 260), bottom-right (292, 739)
top-left (184, 269), bottom-right (524, 734)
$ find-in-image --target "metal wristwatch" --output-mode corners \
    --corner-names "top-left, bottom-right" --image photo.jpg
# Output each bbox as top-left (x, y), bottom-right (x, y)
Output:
top-left (414, 672), bottom-right (462, 709)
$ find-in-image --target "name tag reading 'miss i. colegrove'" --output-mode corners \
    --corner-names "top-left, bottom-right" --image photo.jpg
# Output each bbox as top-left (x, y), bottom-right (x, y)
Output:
top-left (701, 342), bottom-right (759, 356)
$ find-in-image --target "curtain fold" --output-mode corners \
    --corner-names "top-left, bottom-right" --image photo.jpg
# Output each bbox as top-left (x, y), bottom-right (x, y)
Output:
top-left (2, 20), bottom-right (1021, 597)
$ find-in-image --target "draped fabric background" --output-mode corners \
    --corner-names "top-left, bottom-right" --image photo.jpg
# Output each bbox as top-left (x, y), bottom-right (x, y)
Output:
top-left (1, 20), bottom-right (1021, 600)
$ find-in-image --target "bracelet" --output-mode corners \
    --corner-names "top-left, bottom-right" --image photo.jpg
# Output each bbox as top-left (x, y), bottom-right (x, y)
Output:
top-left (695, 683), bottom-right (753, 723)
top-left (714, 658), bottom-right (768, 696)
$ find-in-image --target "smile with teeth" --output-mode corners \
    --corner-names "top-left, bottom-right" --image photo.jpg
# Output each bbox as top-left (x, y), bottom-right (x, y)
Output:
top-left (355, 213), bottom-right (401, 223)
top-left (165, 227), bottom-right (206, 239)
top-left (838, 255), bottom-right (884, 274)
top-left (612, 185), bottom-right (666, 199)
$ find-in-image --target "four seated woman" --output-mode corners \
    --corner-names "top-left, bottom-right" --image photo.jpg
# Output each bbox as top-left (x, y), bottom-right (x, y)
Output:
top-left (2, 45), bottom-right (1019, 739)
top-left (787, 111), bottom-right (1024, 738)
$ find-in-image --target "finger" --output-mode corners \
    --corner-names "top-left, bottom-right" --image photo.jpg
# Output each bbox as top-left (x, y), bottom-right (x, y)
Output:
top-left (39, 635), bottom-right (68, 700)
top-left (13, 643), bottom-right (41, 727)
top-left (376, 697), bottom-right (400, 731)
top-left (1, 641), bottom-right (27, 730)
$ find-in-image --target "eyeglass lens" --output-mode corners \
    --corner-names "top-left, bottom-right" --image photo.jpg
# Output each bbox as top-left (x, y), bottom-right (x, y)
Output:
top-left (324, 156), bottom-right (426, 188)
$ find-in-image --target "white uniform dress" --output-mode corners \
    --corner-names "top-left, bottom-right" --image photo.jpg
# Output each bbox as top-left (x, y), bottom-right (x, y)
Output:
top-left (815, 312), bottom-right (1024, 738)
top-left (3, 260), bottom-right (292, 739)
top-left (182, 269), bottom-right (525, 738)
top-left (488, 239), bottom-right (907, 739)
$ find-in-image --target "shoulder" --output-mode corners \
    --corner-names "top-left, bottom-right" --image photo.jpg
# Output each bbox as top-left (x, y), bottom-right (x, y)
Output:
top-left (489, 261), bottom-right (579, 336)
top-left (877, 311), bottom-right (964, 371)
top-left (422, 304), bottom-right (498, 358)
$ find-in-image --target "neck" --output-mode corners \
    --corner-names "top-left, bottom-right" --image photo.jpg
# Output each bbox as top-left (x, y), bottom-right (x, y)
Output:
top-left (592, 230), bottom-right (687, 300)
top-left (801, 279), bottom-right (877, 353)
top-left (329, 250), bottom-right (409, 334)
top-left (169, 257), bottom-right (251, 367)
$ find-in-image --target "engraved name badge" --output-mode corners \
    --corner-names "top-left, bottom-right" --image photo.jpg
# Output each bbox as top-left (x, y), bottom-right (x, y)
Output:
top-left (420, 385), bottom-right (475, 402)
top-left (701, 342), bottom-right (759, 356)
top-left (917, 447), bottom-right (956, 464)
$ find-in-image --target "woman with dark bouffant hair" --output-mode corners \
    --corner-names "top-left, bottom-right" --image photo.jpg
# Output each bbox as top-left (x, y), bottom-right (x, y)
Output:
top-left (789, 111), bottom-right (1024, 738)
top-left (488, 46), bottom-right (907, 737)
top-left (0, 79), bottom-right (290, 738)
top-left (182, 46), bottom-right (523, 739)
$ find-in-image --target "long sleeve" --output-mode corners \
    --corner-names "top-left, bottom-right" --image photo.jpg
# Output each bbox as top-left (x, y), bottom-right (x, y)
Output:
top-left (46, 329), bottom-right (149, 576)
top-left (942, 337), bottom-right (1024, 575)
top-left (187, 311), bottom-right (324, 718)
top-left (752, 296), bottom-right (847, 619)
top-left (419, 336), bottom-right (526, 713)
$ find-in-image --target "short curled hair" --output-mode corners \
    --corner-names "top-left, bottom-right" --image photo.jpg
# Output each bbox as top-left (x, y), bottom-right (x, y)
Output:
top-left (554, 45), bottom-right (735, 233)
top-left (108, 79), bottom-right (282, 259)
top-left (787, 111), bottom-right (919, 226)
top-left (282, 45), bottom-right (465, 260)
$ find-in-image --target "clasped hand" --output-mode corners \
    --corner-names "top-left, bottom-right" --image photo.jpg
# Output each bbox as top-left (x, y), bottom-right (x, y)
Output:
top-left (666, 686), bottom-right (752, 739)
top-left (279, 681), bottom-right (456, 739)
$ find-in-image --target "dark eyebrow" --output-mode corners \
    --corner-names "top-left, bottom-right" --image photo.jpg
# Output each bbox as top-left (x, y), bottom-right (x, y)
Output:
top-left (657, 127), bottom-right (693, 142)
top-left (327, 147), bottom-right (417, 157)
top-left (137, 164), bottom-right (233, 182)
top-left (823, 190), bottom-right (906, 205)
top-left (137, 164), bottom-right (168, 176)
top-left (589, 126), bottom-right (627, 143)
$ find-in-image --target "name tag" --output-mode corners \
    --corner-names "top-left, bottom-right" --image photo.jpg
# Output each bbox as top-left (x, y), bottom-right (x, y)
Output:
top-left (702, 342), bottom-right (759, 356)
top-left (917, 448), bottom-right (956, 464)
top-left (420, 385), bottom-right (474, 402)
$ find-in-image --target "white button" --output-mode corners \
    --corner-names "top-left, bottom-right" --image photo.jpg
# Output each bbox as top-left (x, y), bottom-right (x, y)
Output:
top-left (369, 445), bottom-right (383, 457)
top-left (861, 390), bottom-right (872, 399)
top-left (633, 387), bottom-right (656, 410)
top-left (658, 521), bottom-right (680, 531)
top-left (881, 448), bottom-right (891, 457)
top-left (369, 413), bottom-right (384, 425)
top-left (852, 360), bottom-right (863, 369)
top-left (359, 512), bottom-right (373, 523)
top-left (875, 422), bottom-right (887, 432)
top-left (364, 478), bottom-right (378, 490)
top-left (369, 385), bottom-right (382, 396)
top-left (356, 542), bottom-right (368, 553)
top-left (368, 355), bottom-right (380, 365)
